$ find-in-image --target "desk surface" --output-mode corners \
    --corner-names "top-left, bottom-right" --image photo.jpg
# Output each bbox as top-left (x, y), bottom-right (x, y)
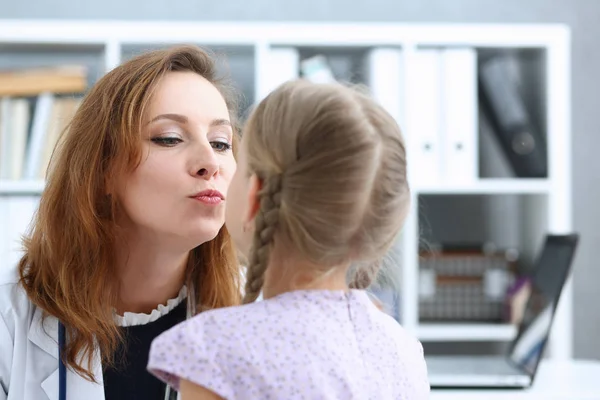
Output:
top-left (430, 359), bottom-right (600, 400)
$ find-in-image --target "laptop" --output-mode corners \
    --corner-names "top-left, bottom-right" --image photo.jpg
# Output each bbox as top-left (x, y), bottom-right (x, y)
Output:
top-left (425, 233), bottom-right (579, 388)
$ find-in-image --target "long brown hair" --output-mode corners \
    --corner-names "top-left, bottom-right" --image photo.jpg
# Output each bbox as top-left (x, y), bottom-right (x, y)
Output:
top-left (241, 80), bottom-right (410, 303)
top-left (18, 45), bottom-right (242, 381)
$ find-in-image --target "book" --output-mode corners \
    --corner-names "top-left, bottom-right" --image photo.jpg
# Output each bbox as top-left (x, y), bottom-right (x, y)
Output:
top-left (24, 93), bottom-right (54, 180)
top-left (0, 65), bottom-right (87, 97)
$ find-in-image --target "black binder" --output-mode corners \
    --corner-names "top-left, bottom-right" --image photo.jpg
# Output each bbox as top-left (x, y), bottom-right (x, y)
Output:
top-left (478, 55), bottom-right (547, 178)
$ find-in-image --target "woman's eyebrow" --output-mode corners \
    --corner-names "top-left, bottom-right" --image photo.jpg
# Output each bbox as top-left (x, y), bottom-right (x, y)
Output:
top-left (147, 115), bottom-right (231, 128)
top-left (210, 118), bottom-right (232, 128)
top-left (148, 113), bottom-right (188, 124)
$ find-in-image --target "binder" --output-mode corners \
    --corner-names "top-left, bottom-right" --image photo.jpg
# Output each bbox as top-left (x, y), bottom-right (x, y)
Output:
top-left (405, 49), bottom-right (443, 185)
top-left (478, 55), bottom-right (547, 178)
top-left (366, 47), bottom-right (404, 128)
top-left (259, 47), bottom-right (299, 100)
top-left (441, 48), bottom-right (478, 183)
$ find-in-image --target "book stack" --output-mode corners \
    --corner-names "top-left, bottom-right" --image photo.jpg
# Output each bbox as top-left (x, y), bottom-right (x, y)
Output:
top-left (0, 65), bottom-right (86, 181)
top-left (418, 245), bottom-right (518, 322)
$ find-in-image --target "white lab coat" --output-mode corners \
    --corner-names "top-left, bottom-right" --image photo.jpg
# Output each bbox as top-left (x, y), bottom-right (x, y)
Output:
top-left (0, 265), bottom-right (251, 400)
top-left (0, 267), bottom-right (105, 400)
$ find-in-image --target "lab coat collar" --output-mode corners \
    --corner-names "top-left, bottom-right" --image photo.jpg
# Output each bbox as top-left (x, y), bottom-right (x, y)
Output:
top-left (29, 307), bottom-right (105, 400)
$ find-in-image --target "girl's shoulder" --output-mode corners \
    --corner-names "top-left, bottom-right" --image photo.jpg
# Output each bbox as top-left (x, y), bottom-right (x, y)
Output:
top-left (151, 300), bottom-right (270, 352)
top-left (148, 300), bottom-right (271, 394)
top-left (183, 299), bottom-right (273, 340)
top-left (149, 292), bottom-right (311, 371)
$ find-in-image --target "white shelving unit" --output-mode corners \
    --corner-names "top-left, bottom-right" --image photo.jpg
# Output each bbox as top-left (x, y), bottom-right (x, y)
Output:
top-left (0, 21), bottom-right (572, 359)
top-left (0, 180), bottom-right (45, 195)
top-left (416, 179), bottom-right (553, 195)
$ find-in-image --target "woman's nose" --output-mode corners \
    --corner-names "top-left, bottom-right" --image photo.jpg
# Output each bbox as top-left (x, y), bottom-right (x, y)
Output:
top-left (193, 146), bottom-right (219, 179)
top-left (196, 166), bottom-right (217, 177)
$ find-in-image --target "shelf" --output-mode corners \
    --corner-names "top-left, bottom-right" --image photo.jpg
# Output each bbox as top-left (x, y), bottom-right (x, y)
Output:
top-left (0, 180), bottom-right (45, 195)
top-left (415, 179), bottom-right (552, 195)
top-left (0, 20), bottom-right (569, 48)
top-left (417, 323), bottom-right (517, 342)
top-left (0, 20), bottom-right (572, 358)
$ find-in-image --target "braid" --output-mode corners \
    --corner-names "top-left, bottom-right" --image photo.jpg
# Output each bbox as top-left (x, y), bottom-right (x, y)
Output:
top-left (242, 174), bottom-right (283, 304)
top-left (349, 260), bottom-right (381, 290)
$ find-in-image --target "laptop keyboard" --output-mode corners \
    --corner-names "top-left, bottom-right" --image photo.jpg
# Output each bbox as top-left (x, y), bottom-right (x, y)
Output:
top-left (426, 356), bottom-right (524, 376)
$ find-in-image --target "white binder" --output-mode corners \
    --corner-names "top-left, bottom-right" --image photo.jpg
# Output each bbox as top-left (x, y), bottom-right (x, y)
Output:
top-left (441, 48), bottom-right (478, 183)
top-left (366, 47), bottom-right (404, 128)
top-left (259, 47), bottom-right (299, 100)
top-left (405, 48), bottom-right (443, 185)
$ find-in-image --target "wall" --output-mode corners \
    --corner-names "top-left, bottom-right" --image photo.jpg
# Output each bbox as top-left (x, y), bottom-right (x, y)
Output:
top-left (1, 0), bottom-right (598, 359)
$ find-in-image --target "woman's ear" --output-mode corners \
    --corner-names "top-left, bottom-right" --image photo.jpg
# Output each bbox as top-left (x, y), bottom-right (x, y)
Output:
top-left (244, 174), bottom-right (262, 225)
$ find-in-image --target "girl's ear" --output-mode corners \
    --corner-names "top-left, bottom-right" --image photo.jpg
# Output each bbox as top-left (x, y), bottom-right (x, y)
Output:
top-left (244, 173), bottom-right (262, 224)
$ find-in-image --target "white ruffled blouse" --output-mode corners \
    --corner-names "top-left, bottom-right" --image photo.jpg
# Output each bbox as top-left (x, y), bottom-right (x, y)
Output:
top-left (113, 285), bottom-right (188, 327)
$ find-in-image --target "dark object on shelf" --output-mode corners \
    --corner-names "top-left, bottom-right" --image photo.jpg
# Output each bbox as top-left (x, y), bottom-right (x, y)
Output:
top-left (419, 243), bottom-right (518, 322)
top-left (478, 55), bottom-right (547, 178)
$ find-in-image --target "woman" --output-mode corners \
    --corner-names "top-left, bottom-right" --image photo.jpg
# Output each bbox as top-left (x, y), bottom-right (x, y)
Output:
top-left (0, 45), bottom-right (241, 400)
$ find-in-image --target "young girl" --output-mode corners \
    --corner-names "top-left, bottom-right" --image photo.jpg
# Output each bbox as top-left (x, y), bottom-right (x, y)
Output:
top-left (148, 79), bottom-right (430, 399)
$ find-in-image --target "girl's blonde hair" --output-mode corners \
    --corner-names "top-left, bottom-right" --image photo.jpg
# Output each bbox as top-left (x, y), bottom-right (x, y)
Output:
top-left (242, 79), bottom-right (410, 303)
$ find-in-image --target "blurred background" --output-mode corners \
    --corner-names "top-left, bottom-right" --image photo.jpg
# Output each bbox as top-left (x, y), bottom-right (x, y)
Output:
top-left (0, 0), bottom-right (597, 361)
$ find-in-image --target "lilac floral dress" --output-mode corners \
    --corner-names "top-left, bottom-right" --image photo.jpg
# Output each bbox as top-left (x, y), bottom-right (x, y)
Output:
top-left (148, 289), bottom-right (430, 399)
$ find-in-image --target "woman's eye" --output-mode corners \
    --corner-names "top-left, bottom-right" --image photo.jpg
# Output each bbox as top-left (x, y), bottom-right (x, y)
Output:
top-left (211, 141), bottom-right (232, 152)
top-left (151, 137), bottom-right (183, 147)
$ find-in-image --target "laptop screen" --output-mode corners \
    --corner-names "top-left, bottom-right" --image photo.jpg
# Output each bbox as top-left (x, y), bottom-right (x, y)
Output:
top-left (507, 234), bottom-right (579, 376)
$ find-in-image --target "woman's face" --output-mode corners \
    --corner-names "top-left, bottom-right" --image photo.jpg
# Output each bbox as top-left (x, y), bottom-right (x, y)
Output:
top-left (116, 71), bottom-right (236, 249)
